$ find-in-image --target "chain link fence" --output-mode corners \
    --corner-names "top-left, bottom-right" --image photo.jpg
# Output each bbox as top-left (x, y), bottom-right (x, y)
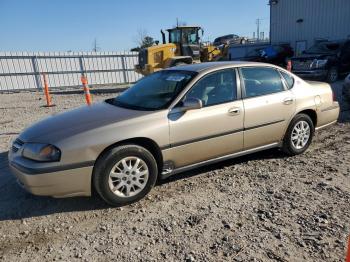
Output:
top-left (0, 51), bottom-right (142, 91)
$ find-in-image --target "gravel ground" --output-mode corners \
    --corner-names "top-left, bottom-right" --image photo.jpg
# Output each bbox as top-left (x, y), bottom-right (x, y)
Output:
top-left (0, 83), bottom-right (349, 262)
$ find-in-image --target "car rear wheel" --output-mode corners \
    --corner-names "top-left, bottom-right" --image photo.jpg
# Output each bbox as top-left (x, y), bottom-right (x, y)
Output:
top-left (326, 67), bottom-right (338, 83)
top-left (93, 145), bottom-right (158, 206)
top-left (282, 114), bottom-right (314, 156)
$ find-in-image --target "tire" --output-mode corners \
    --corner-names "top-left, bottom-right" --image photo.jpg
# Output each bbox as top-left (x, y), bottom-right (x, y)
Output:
top-left (282, 114), bottom-right (314, 156)
top-left (93, 145), bottom-right (158, 206)
top-left (326, 67), bottom-right (338, 83)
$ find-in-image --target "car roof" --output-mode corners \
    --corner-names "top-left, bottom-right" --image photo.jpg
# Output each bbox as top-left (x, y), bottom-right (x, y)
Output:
top-left (315, 40), bottom-right (347, 45)
top-left (214, 34), bottom-right (239, 42)
top-left (214, 34), bottom-right (238, 40)
top-left (164, 61), bottom-right (272, 73)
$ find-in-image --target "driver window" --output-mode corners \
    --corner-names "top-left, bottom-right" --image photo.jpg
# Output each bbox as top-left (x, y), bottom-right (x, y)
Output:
top-left (186, 69), bottom-right (237, 107)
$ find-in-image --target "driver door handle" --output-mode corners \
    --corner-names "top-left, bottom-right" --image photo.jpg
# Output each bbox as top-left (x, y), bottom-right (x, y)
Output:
top-left (228, 107), bottom-right (241, 116)
top-left (283, 97), bottom-right (294, 105)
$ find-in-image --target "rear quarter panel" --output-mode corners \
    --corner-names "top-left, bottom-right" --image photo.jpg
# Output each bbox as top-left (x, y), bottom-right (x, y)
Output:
top-left (291, 78), bottom-right (317, 115)
top-left (301, 80), bottom-right (339, 127)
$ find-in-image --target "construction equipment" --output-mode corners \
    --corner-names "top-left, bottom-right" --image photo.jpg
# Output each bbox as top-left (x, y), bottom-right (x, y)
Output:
top-left (135, 26), bottom-right (223, 75)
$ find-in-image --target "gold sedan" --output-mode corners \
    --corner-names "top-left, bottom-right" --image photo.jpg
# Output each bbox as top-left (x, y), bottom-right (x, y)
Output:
top-left (9, 62), bottom-right (339, 206)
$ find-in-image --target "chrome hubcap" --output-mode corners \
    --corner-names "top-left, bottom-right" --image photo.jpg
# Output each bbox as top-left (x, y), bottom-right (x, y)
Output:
top-left (108, 157), bottom-right (149, 198)
top-left (291, 120), bottom-right (310, 150)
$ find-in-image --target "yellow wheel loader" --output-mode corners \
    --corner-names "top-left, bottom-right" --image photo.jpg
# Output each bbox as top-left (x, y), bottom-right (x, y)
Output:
top-left (135, 26), bottom-right (223, 76)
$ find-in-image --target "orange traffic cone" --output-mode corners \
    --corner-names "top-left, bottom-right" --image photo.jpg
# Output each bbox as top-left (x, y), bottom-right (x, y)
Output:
top-left (80, 75), bottom-right (92, 106)
top-left (42, 73), bottom-right (55, 107)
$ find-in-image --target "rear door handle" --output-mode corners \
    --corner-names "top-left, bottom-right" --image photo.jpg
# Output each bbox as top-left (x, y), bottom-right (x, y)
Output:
top-left (228, 107), bottom-right (241, 116)
top-left (283, 97), bottom-right (294, 105)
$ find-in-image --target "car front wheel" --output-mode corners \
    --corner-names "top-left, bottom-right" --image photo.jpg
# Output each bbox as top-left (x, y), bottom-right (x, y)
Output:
top-left (93, 145), bottom-right (158, 206)
top-left (282, 114), bottom-right (314, 156)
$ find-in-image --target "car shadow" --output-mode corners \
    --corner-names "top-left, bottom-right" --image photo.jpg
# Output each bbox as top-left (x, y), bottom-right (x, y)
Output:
top-left (330, 81), bottom-right (350, 123)
top-left (0, 148), bottom-right (286, 221)
top-left (50, 86), bottom-right (128, 95)
top-left (0, 151), bottom-right (109, 221)
top-left (159, 148), bottom-right (286, 185)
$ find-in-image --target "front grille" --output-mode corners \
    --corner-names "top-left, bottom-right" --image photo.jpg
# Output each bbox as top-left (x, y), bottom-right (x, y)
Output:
top-left (292, 60), bottom-right (313, 70)
top-left (12, 138), bottom-right (24, 153)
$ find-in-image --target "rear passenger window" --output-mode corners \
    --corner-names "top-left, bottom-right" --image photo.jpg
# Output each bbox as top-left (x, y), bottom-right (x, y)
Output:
top-left (240, 67), bottom-right (285, 98)
top-left (280, 71), bottom-right (294, 89)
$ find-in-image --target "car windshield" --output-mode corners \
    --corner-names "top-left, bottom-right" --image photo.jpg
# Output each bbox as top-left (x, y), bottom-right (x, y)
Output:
top-left (305, 42), bottom-right (342, 54)
top-left (109, 70), bottom-right (197, 110)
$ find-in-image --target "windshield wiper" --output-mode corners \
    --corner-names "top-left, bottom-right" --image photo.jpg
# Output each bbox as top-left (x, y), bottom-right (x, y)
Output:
top-left (106, 98), bottom-right (156, 111)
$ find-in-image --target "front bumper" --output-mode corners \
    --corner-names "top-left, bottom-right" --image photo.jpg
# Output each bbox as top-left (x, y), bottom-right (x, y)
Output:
top-left (292, 69), bottom-right (327, 80)
top-left (9, 161), bottom-right (93, 198)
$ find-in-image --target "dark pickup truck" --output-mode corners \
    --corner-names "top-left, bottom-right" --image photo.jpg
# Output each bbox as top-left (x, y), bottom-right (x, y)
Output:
top-left (228, 43), bottom-right (294, 67)
top-left (291, 40), bottom-right (350, 83)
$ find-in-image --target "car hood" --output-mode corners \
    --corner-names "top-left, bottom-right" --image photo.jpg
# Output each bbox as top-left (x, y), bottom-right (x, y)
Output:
top-left (19, 100), bottom-right (151, 142)
top-left (292, 53), bottom-right (333, 60)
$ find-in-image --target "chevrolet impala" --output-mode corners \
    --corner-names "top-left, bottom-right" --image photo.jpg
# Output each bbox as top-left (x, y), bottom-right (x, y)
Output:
top-left (9, 62), bottom-right (340, 206)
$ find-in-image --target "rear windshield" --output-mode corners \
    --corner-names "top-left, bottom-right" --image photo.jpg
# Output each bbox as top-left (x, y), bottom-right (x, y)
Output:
top-left (305, 42), bottom-right (342, 54)
top-left (214, 34), bottom-right (238, 44)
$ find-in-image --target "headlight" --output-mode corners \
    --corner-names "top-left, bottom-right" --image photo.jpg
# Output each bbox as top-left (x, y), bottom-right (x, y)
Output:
top-left (310, 59), bottom-right (328, 69)
top-left (22, 143), bottom-right (61, 162)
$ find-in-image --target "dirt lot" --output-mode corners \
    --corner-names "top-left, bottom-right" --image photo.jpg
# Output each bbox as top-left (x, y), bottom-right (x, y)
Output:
top-left (0, 83), bottom-right (349, 262)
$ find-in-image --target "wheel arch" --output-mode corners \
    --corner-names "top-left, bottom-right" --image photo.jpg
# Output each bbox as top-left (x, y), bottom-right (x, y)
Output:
top-left (294, 109), bottom-right (317, 128)
top-left (92, 137), bottom-right (164, 192)
top-left (95, 137), bottom-right (163, 170)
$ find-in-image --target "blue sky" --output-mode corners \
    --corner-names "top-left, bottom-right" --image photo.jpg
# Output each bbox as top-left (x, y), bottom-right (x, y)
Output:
top-left (0, 0), bottom-right (270, 52)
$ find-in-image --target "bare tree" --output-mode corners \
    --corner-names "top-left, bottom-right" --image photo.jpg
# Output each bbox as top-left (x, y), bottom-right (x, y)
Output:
top-left (92, 38), bottom-right (101, 52)
top-left (133, 28), bottom-right (148, 48)
top-left (131, 28), bottom-right (155, 51)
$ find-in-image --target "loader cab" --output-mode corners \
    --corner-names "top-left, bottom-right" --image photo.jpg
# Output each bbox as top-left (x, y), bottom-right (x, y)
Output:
top-left (165, 26), bottom-right (202, 61)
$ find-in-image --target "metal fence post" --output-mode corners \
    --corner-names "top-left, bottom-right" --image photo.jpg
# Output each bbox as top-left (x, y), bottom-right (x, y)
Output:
top-left (79, 56), bottom-right (86, 77)
top-left (120, 55), bottom-right (128, 84)
top-left (31, 56), bottom-right (42, 90)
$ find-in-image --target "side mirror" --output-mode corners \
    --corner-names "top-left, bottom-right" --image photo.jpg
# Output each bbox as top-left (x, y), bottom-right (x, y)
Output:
top-left (179, 98), bottom-right (202, 111)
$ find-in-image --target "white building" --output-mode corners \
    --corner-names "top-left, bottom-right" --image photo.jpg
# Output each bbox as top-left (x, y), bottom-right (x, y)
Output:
top-left (270, 0), bottom-right (350, 55)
